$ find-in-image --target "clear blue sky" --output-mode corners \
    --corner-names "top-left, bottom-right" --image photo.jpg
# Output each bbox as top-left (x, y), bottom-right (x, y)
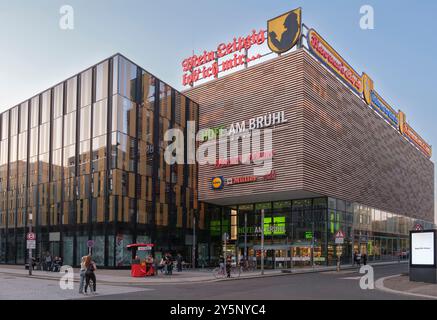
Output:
top-left (0, 0), bottom-right (436, 220)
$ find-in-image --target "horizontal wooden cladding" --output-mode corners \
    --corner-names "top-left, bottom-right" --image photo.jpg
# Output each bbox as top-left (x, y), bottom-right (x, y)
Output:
top-left (301, 51), bottom-right (434, 222)
top-left (186, 50), bottom-right (306, 202)
top-left (186, 49), bottom-right (434, 222)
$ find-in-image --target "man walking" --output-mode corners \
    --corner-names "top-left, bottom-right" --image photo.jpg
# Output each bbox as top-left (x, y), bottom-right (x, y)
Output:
top-left (176, 253), bottom-right (183, 272)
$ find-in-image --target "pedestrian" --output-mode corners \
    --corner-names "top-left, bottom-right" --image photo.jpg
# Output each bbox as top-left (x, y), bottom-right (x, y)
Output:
top-left (362, 253), bottom-right (368, 266)
top-left (356, 252), bottom-right (362, 267)
top-left (156, 255), bottom-right (164, 275)
top-left (53, 256), bottom-right (63, 272)
top-left (176, 253), bottom-right (183, 272)
top-left (226, 255), bottom-right (232, 278)
top-left (78, 256), bottom-right (87, 294)
top-left (84, 255), bottom-right (97, 294)
top-left (165, 253), bottom-right (174, 275)
top-left (44, 251), bottom-right (52, 271)
top-left (353, 251), bottom-right (357, 266)
top-left (219, 255), bottom-right (225, 275)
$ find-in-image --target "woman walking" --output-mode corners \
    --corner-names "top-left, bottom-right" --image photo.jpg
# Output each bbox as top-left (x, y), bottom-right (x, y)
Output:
top-left (84, 255), bottom-right (97, 294)
top-left (78, 256), bottom-right (87, 294)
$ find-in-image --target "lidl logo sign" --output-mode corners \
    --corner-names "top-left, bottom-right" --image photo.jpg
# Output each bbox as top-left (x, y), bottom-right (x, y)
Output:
top-left (211, 177), bottom-right (224, 190)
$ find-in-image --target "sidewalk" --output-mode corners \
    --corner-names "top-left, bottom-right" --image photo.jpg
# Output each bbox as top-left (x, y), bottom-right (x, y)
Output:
top-left (376, 274), bottom-right (437, 300)
top-left (0, 260), bottom-right (407, 286)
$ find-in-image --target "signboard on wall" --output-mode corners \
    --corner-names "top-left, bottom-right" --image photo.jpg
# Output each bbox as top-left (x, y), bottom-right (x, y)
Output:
top-left (182, 8), bottom-right (303, 87)
top-left (307, 28), bottom-right (363, 94)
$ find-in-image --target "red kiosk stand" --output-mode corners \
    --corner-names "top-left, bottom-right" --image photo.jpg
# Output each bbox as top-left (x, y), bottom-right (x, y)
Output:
top-left (127, 244), bottom-right (155, 277)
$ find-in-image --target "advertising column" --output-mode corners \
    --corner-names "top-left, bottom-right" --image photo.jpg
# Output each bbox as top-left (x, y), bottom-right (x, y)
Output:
top-left (410, 230), bottom-right (437, 283)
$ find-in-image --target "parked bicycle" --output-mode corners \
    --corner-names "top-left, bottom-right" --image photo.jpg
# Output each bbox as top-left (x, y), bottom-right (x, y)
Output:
top-left (212, 264), bottom-right (241, 279)
top-left (240, 259), bottom-right (257, 273)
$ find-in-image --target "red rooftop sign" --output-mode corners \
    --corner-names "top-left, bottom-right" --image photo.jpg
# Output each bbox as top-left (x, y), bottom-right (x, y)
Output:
top-left (182, 29), bottom-right (266, 86)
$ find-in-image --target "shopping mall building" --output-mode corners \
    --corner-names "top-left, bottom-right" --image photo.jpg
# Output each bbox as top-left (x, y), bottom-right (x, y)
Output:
top-left (0, 8), bottom-right (434, 268)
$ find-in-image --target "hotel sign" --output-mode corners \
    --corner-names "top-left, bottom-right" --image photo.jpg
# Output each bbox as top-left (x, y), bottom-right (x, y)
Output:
top-left (308, 29), bottom-right (363, 94)
top-left (200, 111), bottom-right (288, 142)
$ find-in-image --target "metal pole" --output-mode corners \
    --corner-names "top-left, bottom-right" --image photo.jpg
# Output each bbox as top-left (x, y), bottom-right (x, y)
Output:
top-left (244, 212), bottom-right (247, 262)
top-left (28, 214), bottom-right (32, 276)
top-left (192, 215), bottom-right (196, 269)
top-left (261, 209), bottom-right (265, 275)
top-left (224, 232), bottom-right (227, 259)
top-left (312, 222), bottom-right (315, 269)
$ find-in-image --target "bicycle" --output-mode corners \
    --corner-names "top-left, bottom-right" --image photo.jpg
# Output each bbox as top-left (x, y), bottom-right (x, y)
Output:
top-left (212, 265), bottom-right (241, 279)
top-left (240, 261), bottom-right (257, 273)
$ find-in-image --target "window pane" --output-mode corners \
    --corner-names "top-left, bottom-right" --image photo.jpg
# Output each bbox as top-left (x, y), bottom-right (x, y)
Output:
top-left (18, 133), bottom-right (27, 160)
top-left (41, 90), bottom-right (51, 124)
top-left (39, 122), bottom-right (50, 154)
top-left (10, 107), bottom-right (18, 136)
top-left (95, 61), bottom-right (109, 101)
top-left (10, 135), bottom-right (17, 162)
top-left (54, 84), bottom-right (64, 119)
top-left (1, 111), bottom-right (9, 140)
top-left (29, 127), bottom-right (38, 157)
top-left (53, 117), bottom-right (63, 150)
top-left (80, 106), bottom-right (91, 141)
top-left (118, 57), bottom-right (137, 101)
top-left (64, 112), bottom-right (76, 146)
top-left (112, 95), bottom-right (136, 136)
top-left (93, 99), bottom-right (107, 137)
top-left (30, 96), bottom-right (39, 128)
top-left (80, 69), bottom-right (92, 107)
top-left (19, 102), bottom-right (28, 133)
top-left (66, 77), bottom-right (77, 113)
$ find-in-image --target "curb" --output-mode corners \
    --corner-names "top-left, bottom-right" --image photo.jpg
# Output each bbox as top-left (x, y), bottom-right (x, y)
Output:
top-left (375, 274), bottom-right (437, 300)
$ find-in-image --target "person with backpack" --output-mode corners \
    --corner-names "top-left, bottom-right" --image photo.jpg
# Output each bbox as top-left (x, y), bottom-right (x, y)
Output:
top-left (84, 255), bottom-right (97, 294)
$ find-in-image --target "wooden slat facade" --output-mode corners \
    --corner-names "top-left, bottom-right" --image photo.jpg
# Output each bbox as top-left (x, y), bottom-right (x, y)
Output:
top-left (185, 49), bottom-right (434, 222)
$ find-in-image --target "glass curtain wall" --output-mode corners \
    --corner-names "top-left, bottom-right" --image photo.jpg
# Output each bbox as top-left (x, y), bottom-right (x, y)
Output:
top-left (0, 54), bottom-right (201, 268)
top-left (206, 197), bottom-right (433, 268)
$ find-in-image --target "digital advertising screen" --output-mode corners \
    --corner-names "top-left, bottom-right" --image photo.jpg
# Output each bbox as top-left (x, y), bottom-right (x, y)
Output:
top-left (411, 231), bottom-right (435, 266)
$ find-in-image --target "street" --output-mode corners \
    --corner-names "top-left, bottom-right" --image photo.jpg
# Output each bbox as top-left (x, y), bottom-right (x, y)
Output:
top-left (0, 263), bottom-right (422, 300)
top-left (86, 264), bottom-right (414, 300)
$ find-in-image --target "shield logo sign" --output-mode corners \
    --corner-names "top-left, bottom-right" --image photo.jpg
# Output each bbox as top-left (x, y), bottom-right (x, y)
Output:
top-left (362, 73), bottom-right (374, 105)
top-left (268, 8), bottom-right (302, 54)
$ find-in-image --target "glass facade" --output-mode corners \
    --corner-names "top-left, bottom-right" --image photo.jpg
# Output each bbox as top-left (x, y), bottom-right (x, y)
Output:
top-left (204, 198), bottom-right (435, 269)
top-left (0, 54), bottom-right (201, 267)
